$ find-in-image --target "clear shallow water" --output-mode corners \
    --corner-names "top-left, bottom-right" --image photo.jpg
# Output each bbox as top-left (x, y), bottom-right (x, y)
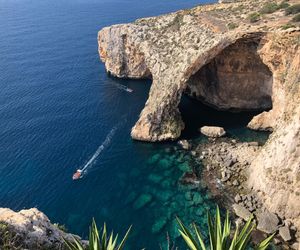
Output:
top-left (0, 0), bottom-right (270, 249)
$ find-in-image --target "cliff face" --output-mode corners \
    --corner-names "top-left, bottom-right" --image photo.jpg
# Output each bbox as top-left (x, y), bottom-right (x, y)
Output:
top-left (98, 0), bottom-right (299, 141)
top-left (248, 32), bottom-right (300, 230)
top-left (0, 208), bottom-right (81, 249)
top-left (98, 0), bottom-right (300, 237)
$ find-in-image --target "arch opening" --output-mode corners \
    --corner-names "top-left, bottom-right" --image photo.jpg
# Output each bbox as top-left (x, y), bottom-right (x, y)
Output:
top-left (185, 38), bottom-right (273, 111)
top-left (179, 38), bottom-right (273, 139)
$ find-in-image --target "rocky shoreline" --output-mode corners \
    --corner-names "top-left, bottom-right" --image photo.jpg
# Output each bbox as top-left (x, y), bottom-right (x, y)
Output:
top-left (0, 208), bottom-right (85, 250)
top-left (178, 129), bottom-right (299, 249)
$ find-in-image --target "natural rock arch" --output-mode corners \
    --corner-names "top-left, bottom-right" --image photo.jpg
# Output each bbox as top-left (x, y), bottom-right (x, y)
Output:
top-left (183, 37), bottom-right (273, 113)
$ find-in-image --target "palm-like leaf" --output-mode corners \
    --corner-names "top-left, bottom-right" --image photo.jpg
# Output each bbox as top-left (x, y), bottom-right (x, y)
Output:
top-left (64, 219), bottom-right (131, 250)
top-left (177, 206), bottom-right (274, 250)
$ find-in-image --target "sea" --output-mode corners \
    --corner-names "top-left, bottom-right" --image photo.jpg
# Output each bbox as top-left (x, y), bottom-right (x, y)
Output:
top-left (0, 0), bottom-right (270, 249)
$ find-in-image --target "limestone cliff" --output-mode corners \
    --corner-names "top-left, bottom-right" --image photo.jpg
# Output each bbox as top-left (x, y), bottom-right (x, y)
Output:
top-left (98, 0), bottom-right (299, 141)
top-left (0, 208), bottom-right (82, 249)
top-left (98, 0), bottom-right (300, 239)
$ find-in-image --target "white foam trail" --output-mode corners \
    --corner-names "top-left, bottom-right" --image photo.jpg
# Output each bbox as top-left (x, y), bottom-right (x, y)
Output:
top-left (79, 122), bottom-right (121, 174)
top-left (113, 83), bottom-right (133, 93)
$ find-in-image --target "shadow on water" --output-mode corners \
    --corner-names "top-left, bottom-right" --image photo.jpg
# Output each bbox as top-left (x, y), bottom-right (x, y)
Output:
top-left (179, 95), bottom-right (271, 143)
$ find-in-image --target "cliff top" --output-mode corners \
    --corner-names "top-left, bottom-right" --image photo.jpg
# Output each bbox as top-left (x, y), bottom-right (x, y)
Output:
top-left (133, 0), bottom-right (300, 33)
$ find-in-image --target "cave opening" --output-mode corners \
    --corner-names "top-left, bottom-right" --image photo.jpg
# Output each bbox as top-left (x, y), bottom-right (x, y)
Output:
top-left (179, 38), bottom-right (273, 140)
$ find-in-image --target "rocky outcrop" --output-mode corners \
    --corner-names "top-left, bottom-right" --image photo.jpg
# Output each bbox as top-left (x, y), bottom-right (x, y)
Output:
top-left (98, 0), bottom-right (300, 240)
top-left (200, 126), bottom-right (226, 137)
top-left (0, 208), bottom-right (82, 250)
top-left (98, 0), bottom-right (299, 142)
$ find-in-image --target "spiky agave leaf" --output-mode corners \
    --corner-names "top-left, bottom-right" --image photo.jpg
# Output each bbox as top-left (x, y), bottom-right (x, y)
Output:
top-left (176, 217), bottom-right (200, 250)
top-left (117, 225), bottom-right (132, 250)
top-left (255, 233), bottom-right (275, 250)
top-left (64, 219), bottom-right (131, 250)
top-left (178, 208), bottom-right (274, 250)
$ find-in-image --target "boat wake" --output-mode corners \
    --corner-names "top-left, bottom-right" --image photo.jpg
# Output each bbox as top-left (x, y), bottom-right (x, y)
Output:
top-left (73, 120), bottom-right (124, 179)
top-left (113, 83), bottom-right (133, 93)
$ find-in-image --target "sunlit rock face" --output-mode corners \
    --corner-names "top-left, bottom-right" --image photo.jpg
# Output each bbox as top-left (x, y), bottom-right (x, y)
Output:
top-left (185, 38), bottom-right (273, 112)
top-left (98, 1), bottom-right (299, 142)
top-left (98, 0), bottom-right (300, 238)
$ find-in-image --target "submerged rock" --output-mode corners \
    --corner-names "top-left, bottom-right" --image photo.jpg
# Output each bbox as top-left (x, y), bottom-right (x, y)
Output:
top-left (184, 191), bottom-right (193, 201)
top-left (147, 153), bottom-right (161, 164)
top-left (178, 162), bottom-right (191, 172)
top-left (151, 217), bottom-right (168, 234)
top-left (133, 194), bottom-right (153, 210)
top-left (192, 193), bottom-right (204, 205)
top-left (148, 174), bottom-right (163, 183)
top-left (178, 140), bottom-right (191, 150)
top-left (156, 190), bottom-right (173, 202)
top-left (200, 126), bottom-right (226, 138)
top-left (158, 158), bottom-right (173, 169)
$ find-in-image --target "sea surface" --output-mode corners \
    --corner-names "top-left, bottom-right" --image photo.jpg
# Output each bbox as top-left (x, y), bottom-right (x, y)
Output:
top-left (0, 0), bottom-right (270, 249)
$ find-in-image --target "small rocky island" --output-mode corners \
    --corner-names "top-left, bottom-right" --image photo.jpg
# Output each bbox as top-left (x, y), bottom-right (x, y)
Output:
top-left (98, 0), bottom-right (300, 248)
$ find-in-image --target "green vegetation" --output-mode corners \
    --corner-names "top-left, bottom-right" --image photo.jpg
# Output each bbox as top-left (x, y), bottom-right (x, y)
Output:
top-left (227, 23), bottom-right (238, 30)
top-left (260, 2), bottom-right (280, 14)
top-left (278, 1), bottom-right (290, 9)
top-left (292, 13), bottom-right (300, 22)
top-left (281, 23), bottom-right (296, 30)
top-left (285, 4), bottom-right (300, 15)
top-left (64, 219), bottom-right (131, 250)
top-left (0, 222), bottom-right (21, 250)
top-left (177, 207), bottom-right (274, 250)
top-left (248, 12), bottom-right (261, 23)
top-left (54, 223), bottom-right (68, 233)
top-left (259, 1), bottom-right (290, 14)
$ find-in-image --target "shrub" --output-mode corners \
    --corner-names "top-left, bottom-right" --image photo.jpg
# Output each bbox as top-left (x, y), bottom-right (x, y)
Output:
top-left (54, 223), bottom-right (68, 233)
top-left (292, 13), bottom-right (300, 22)
top-left (0, 222), bottom-right (22, 250)
top-left (177, 207), bottom-right (275, 250)
top-left (281, 23), bottom-right (296, 29)
top-left (260, 2), bottom-right (279, 14)
top-left (64, 219), bottom-right (131, 250)
top-left (248, 12), bottom-right (261, 23)
top-left (227, 22), bottom-right (238, 30)
top-left (285, 4), bottom-right (300, 15)
top-left (278, 1), bottom-right (290, 9)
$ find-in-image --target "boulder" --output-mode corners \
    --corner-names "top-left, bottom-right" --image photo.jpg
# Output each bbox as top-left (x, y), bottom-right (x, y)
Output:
top-left (234, 194), bottom-right (242, 203)
top-left (232, 180), bottom-right (239, 186)
top-left (151, 217), bottom-right (167, 234)
top-left (279, 225), bottom-right (292, 242)
top-left (200, 126), bottom-right (226, 138)
top-left (232, 204), bottom-right (252, 221)
top-left (133, 194), bottom-right (152, 210)
top-left (257, 211), bottom-right (279, 234)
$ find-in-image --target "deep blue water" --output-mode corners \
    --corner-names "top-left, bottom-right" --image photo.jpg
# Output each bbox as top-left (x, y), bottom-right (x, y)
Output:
top-left (0, 0), bottom-right (270, 249)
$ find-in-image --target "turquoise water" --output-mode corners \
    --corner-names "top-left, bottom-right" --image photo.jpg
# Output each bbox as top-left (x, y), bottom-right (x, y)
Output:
top-left (0, 0), bottom-right (270, 249)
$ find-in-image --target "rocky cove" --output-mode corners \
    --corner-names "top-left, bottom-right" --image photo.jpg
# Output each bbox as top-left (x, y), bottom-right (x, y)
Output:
top-left (97, 0), bottom-right (300, 248)
top-left (1, 0), bottom-right (300, 249)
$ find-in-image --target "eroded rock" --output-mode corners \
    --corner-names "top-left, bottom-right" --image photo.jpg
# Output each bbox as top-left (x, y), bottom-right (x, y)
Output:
top-left (232, 204), bottom-right (252, 221)
top-left (257, 211), bottom-right (280, 234)
top-left (200, 126), bottom-right (226, 138)
top-left (0, 208), bottom-right (82, 249)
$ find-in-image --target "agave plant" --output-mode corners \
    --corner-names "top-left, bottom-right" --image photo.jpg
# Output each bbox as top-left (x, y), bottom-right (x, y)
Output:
top-left (64, 219), bottom-right (131, 250)
top-left (177, 207), bottom-right (274, 250)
